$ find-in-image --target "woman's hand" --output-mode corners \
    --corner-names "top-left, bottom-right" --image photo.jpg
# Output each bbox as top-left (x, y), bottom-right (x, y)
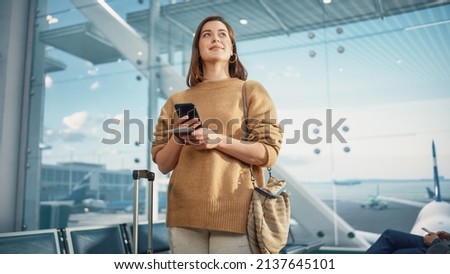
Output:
top-left (184, 127), bottom-right (268, 166)
top-left (154, 115), bottom-right (201, 174)
top-left (172, 115), bottom-right (201, 144)
top-left (185, 127), bottom-right (268, 166)
top-left (173, 115), bottom-right (200, 128)
top-left (186, 127), bottom-right (224, 150)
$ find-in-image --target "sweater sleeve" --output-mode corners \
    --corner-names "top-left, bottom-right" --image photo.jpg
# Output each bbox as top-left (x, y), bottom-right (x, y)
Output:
top-left (244, 80), bottom-right (283, 167)
top-left (151, 98), bottom-right (175, 163)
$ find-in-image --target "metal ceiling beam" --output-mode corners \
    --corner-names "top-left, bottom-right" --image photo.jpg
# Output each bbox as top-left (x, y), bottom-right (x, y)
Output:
top-left (257, 0), bottom-right (290, 36)
top-left (373, 0), bottom-right (385, 20)
top-left (163, 14), bottom-right (193, 36)
top-left (70, 0), bottom-right (185, 98)
top-left (163, 0), bottom-right (234, 14)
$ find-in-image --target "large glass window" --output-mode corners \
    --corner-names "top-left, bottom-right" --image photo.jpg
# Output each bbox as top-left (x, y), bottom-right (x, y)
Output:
top-left (30, 0), bottom-right (450, 247)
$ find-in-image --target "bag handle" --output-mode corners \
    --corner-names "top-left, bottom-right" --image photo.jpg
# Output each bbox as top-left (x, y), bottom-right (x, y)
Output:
top-left (241, 81), bottom-right (249, 140)
top-left (241, 81), bottom-right (255, 186)
top-left (241, 81), bottom-right (273, 186)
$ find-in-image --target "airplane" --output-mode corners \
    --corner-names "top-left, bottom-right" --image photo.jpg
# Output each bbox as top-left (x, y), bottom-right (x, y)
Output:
top-left (407, 140), bottom-right (450, 236)
top-left (41, 172), bottom-right (107, 213)
top-left (277, 159), bottom-right (449, 250)
top-left (360, 184), bottom-right (388, 210)
top-left (103, 191), bottom-right (167, 214)
top-left (334, 179), bottom-right (361, 186)
top-left (426, 186), bottom-right (450, 203)
top-left (41, 171), bottom-right (167, 214)
top-left (103, 173), bottom-right (169, 214)
top-left (360, 195), bottom-right (388, 210)
top-left (358, 140), bottom-right (450, 243)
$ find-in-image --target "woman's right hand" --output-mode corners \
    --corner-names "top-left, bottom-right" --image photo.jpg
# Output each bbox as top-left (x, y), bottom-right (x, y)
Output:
top-left (154, 115), bottom-right (200, 174)
top-left (172, 115), bottom-right (201, 144)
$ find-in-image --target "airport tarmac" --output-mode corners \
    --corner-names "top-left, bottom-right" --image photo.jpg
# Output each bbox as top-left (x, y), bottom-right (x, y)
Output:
top-left (67, 179), bottom-right (442, 235)
top-left (323, 199), bottom-right (422, 234)
top-left (68, 199), bottom-right (422, 235)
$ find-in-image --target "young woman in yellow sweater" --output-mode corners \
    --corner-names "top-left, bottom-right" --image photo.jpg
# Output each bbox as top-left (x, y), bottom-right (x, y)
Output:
top-left (152, 15), bottom-right (282, 254)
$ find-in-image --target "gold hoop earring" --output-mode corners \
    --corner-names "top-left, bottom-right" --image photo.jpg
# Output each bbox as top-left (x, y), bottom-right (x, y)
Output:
top-left (229, 53), bottom-right (238, 64)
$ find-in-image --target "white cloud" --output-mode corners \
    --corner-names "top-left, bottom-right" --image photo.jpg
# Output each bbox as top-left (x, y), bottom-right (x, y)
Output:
top-left (63, 111), bottom-right (88, 131)
top-left (113, 113), bottom-right (124, 121)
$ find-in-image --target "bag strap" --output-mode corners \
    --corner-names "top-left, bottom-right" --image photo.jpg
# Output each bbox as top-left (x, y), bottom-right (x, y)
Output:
top-left (241, 81), bottom-right (274, 186)
top-left (242, 81), bottom-right (249, 139)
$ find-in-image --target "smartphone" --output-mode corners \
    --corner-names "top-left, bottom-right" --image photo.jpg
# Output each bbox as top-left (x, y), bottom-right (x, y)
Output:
top-left (422, 227), bottom-right (433, 233)
top-left (171, 103), bottom-right (202, 137)
top-left (174, 103), bottom-right (200, 120)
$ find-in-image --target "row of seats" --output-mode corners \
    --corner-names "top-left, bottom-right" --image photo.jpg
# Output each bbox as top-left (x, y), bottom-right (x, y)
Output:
top-left (0, 221), bottom-right (169, 254)
top-left (0, 220), bottom-right (322, 254)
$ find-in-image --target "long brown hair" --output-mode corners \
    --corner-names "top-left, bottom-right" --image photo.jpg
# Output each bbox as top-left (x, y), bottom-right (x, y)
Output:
top-left (186, 16), bottom-right (248, 87)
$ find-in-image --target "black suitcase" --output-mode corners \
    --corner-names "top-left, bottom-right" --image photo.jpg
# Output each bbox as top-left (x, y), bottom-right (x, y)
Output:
top-left (131, 170), bottom-right (155, 254)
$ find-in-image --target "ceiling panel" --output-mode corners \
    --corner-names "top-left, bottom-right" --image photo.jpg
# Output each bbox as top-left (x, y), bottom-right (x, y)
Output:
top-left (39, 0), bottom-right (450, 64)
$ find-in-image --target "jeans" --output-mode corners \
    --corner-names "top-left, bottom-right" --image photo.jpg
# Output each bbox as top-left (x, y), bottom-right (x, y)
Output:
top-left (365, 229), bottom-right (428, 254)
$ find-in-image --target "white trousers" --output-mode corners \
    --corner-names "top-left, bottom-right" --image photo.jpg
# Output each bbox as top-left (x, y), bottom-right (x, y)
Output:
top-left (168, 227), bottom-right (252, 254)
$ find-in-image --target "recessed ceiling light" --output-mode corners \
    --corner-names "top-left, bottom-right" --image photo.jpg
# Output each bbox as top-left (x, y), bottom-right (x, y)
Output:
top-left (323, 0), bottom-right (332, 4)
top-left (240, 19), bottom-right (248, 25)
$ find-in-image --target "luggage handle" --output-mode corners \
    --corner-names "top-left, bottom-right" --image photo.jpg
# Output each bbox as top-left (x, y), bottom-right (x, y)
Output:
top-left (132, 169), bottom-right (155, 254)
top-left (132, 170), bottom-right (155, 181)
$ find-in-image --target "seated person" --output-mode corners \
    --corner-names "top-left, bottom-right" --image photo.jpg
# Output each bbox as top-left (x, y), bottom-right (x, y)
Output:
top-left (365, 229), bottom-right (450, 254)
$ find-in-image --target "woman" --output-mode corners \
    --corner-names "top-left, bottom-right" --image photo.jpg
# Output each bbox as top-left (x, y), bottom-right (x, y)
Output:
top-left (151, 16), bottom-right (282, 254)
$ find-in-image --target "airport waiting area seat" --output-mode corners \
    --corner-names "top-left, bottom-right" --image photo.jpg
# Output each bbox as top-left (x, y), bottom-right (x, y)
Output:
top-left (0, 222), bottom-right (169, 254)
top-left (62, 224), bottom-right (131, 254)
top-left (280, 219), bottom-right (323, 254)
top-left (280, 237), bottom-right (323, 254)
top-left (0, 228), bottom-right (66, 254)
top-left (127, 221), bottom-right (171, 254)
top-left (0, 220), bottom-right (322, 254)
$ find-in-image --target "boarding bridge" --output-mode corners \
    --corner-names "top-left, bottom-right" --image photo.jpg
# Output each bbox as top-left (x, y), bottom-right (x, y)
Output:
top-left (271, 166), bottom-right (370, 250)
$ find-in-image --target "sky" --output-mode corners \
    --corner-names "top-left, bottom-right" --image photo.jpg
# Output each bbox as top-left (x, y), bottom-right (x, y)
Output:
top-left (40, 2), bottom-right (450, 183)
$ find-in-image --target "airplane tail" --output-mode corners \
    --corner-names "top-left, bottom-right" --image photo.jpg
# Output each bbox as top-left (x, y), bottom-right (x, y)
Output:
top-left (432, 140), bottom-right (442, 202)
top-left (426, 186), bottom-right (435, 199)
top-left (59, 172), bottom-right (92, 203)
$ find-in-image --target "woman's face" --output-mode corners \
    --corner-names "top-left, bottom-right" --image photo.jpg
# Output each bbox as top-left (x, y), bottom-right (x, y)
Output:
top-left (198, 20), bottom-right (233, 64)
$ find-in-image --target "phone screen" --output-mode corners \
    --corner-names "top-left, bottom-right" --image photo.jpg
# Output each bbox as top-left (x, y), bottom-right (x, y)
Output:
top-left (174, 103), bottom-right (200, 120)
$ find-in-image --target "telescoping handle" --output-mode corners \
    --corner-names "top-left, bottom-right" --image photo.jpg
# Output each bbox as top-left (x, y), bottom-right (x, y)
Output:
top-left (132, 170), bottom-right (155, 181)
top-left (132, 170), bottom-right (155, 254)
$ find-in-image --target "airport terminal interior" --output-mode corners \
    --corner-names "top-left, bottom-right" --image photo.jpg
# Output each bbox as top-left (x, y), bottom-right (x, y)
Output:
top-left (1, 0), bottom-right (449, 253)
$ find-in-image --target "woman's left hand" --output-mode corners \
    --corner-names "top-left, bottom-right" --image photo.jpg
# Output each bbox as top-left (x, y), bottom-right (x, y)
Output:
top-left (186, 127), bottom-right (224, 150)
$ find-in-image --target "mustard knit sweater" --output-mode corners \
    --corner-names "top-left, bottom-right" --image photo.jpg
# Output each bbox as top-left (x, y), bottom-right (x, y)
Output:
top-left (151, 78), bottom-right (282, 234)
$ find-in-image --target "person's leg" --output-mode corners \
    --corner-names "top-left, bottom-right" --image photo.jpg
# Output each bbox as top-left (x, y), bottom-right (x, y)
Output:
top-left (366, 229), bottom-right (427, 254)
top-left (209, 231), bottom-right (252, 254)
top-left (392, 247), bottom-right (427, 254)
top-left (168, 227), bottom-right (209, 253)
